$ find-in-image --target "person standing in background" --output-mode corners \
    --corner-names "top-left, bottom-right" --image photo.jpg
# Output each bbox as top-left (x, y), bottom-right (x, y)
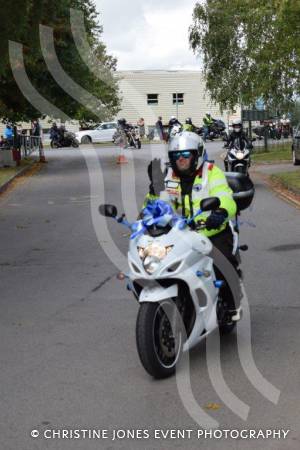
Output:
top-left (32, 120), bottom-right (41, 147)
top-left (137, 118), bottom-right (145, 139)
top-left (155, 116), bottom-right (164, 140)
top-left (4, 124), bottom-right (14, 145)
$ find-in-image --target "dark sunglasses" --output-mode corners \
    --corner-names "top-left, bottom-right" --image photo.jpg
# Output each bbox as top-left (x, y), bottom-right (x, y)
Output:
top-left (171, 151), bottom-right (192, 161)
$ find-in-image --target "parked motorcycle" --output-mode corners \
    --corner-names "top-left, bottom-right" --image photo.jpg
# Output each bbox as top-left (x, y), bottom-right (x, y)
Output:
top-left (51, 131), bottom-right (79, 148)
top-left (224, 138), bottom-right (252, 175)
top-left (99, 175), bottom-right (254, 379)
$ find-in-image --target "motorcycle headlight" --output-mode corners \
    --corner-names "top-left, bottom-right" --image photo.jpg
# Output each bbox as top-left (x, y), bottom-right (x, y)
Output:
top-left (236, 151), bottom-right (244, 160)
top-left (143, 256), bottom-right (161, 274)
top-left (138, 244), bottom-right (173, 260)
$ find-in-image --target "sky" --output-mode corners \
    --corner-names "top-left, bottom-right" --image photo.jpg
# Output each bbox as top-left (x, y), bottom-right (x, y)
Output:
top-left (94, 0), bottom-right (201, 71)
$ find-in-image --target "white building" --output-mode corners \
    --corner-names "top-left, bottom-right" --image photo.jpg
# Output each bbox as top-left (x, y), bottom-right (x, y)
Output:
top-left (116, 70), bottom-right (239, 128)
top-left (1, 70), bottom-right (240, 137)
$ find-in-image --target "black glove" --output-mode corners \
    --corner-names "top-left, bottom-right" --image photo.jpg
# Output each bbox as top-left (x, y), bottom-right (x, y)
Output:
top-left (147, 158), bottom-right (166, 195)
top-left (205, 208), bottom-right (228, 230)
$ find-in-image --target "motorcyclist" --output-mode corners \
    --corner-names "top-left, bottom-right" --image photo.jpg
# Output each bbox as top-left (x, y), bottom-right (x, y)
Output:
top-left (55, 124), bottom-right (65, 145)
top-left (117, 118), bottom-right (135, 147)
top-left (224, 119), bottom-right (253, 170)
top-left (202, 112), bottom-right (214, 142)
top-left (225, 119), bottom-right (252, 148)
top-left (182, 118), bottom-right (198, 133)
top-left (145, 131), bottom-right (242, 322)
top-left (118, 118), bottom-right (133, 132)
top-left (50, 122), bottom-right (59, 141)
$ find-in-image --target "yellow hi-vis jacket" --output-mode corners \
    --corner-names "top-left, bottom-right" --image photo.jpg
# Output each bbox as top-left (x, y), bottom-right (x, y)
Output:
top-left (144, 162), bottom-right (237, 237)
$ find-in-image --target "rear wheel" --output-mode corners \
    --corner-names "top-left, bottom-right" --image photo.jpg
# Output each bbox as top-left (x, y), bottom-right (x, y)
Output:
top-left (136, 300), bottom-right (183, 379)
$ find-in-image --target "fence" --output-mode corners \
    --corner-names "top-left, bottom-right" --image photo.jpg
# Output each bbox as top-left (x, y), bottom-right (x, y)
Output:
top-left (0, 134), bottom-right (44, 167)
top-left (243, 123), bottom-right (293, 153)
top-left (19, 134), bottom-right (42, 158)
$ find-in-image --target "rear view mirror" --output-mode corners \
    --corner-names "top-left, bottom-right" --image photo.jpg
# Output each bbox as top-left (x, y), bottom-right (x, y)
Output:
top-left (200, 197), bottom-right (220, 212)
top-left (99, 204), bottom-right (118, 218)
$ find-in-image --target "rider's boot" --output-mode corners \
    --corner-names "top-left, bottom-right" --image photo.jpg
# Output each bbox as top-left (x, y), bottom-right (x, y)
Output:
top-left (228, 307), bottom-right (243, 322)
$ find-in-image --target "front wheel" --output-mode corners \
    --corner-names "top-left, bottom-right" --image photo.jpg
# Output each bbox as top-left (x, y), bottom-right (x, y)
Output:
top-left (217, 299), bottom-right (237, 335)
top-left (137, 139), bottom-right (141, 149)
top-left (136, 300), bottom-right (183, 379)
top-left (235, 165), bottom-right (247, 174)
top-left (50, 139), bottom-right (59, 148)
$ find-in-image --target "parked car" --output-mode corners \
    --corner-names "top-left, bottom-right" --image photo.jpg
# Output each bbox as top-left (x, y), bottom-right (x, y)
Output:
top-left (75, 122), bottom-right (117, 144)
top-left (291, 125), bottom-right (300, 165)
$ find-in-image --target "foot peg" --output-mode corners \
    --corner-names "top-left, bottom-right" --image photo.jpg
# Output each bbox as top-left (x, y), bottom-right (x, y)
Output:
top-left (239, 245), bottom-right (248, 251)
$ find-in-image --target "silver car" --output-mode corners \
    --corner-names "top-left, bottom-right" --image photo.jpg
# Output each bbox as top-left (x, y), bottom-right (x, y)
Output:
top-left (292, 126), bottom-right (300, 165)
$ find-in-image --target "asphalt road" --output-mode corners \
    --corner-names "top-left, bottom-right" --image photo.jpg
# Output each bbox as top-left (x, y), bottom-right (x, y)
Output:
top-left (0, 142), bottom-right (300, 450)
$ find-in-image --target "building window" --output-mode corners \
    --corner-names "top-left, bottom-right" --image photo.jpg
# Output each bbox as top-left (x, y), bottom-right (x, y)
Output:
top-left (173, 93), bottom-right (184, 104)
top-left (147, 94), bottom-right (158, 105)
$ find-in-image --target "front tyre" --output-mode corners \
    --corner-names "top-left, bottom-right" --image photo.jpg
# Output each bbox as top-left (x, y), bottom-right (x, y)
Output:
top-left (137, 139), bottom-right (141, 149)
top-left (217, 299), bottom-right (236, 335)
top-left (136, 300), bottom-right (182, 379)
top-left (50, 139), bottom-right (59, 148)
top-left (235, 165), bottom-right (247, 174)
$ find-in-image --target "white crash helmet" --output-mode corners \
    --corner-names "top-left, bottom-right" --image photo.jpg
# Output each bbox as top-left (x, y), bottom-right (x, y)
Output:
top-left (232, 118), bottom-right (242, 132)
top-left (168, 131), bottom-right (205, 176)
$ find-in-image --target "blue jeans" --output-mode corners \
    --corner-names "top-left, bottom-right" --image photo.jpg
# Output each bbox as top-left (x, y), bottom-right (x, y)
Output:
top-left (203, 126), bottom-right (209, 142)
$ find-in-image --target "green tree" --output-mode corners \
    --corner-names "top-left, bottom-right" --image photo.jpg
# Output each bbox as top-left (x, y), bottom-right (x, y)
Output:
top-left (189, 0), bottom-right (300, 111)
top-left (0, 0), bottom-right (120, 122)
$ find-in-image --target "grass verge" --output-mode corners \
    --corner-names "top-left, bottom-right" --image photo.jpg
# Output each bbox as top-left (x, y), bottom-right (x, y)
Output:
top-left (270, 171), bottom-right (300, 195)
top-left (252, 144), bottom-right (291, 163)
top-left (0, 158), bottom-right (35, 187)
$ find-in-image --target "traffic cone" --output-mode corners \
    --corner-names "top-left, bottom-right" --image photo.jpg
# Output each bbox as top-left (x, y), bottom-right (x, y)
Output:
top-left (116, 144), bottom-right (128, 164)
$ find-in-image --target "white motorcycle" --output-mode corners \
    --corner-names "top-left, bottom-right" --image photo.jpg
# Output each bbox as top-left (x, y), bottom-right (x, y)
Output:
top-left (99, 175), bottom-right (254, 379)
